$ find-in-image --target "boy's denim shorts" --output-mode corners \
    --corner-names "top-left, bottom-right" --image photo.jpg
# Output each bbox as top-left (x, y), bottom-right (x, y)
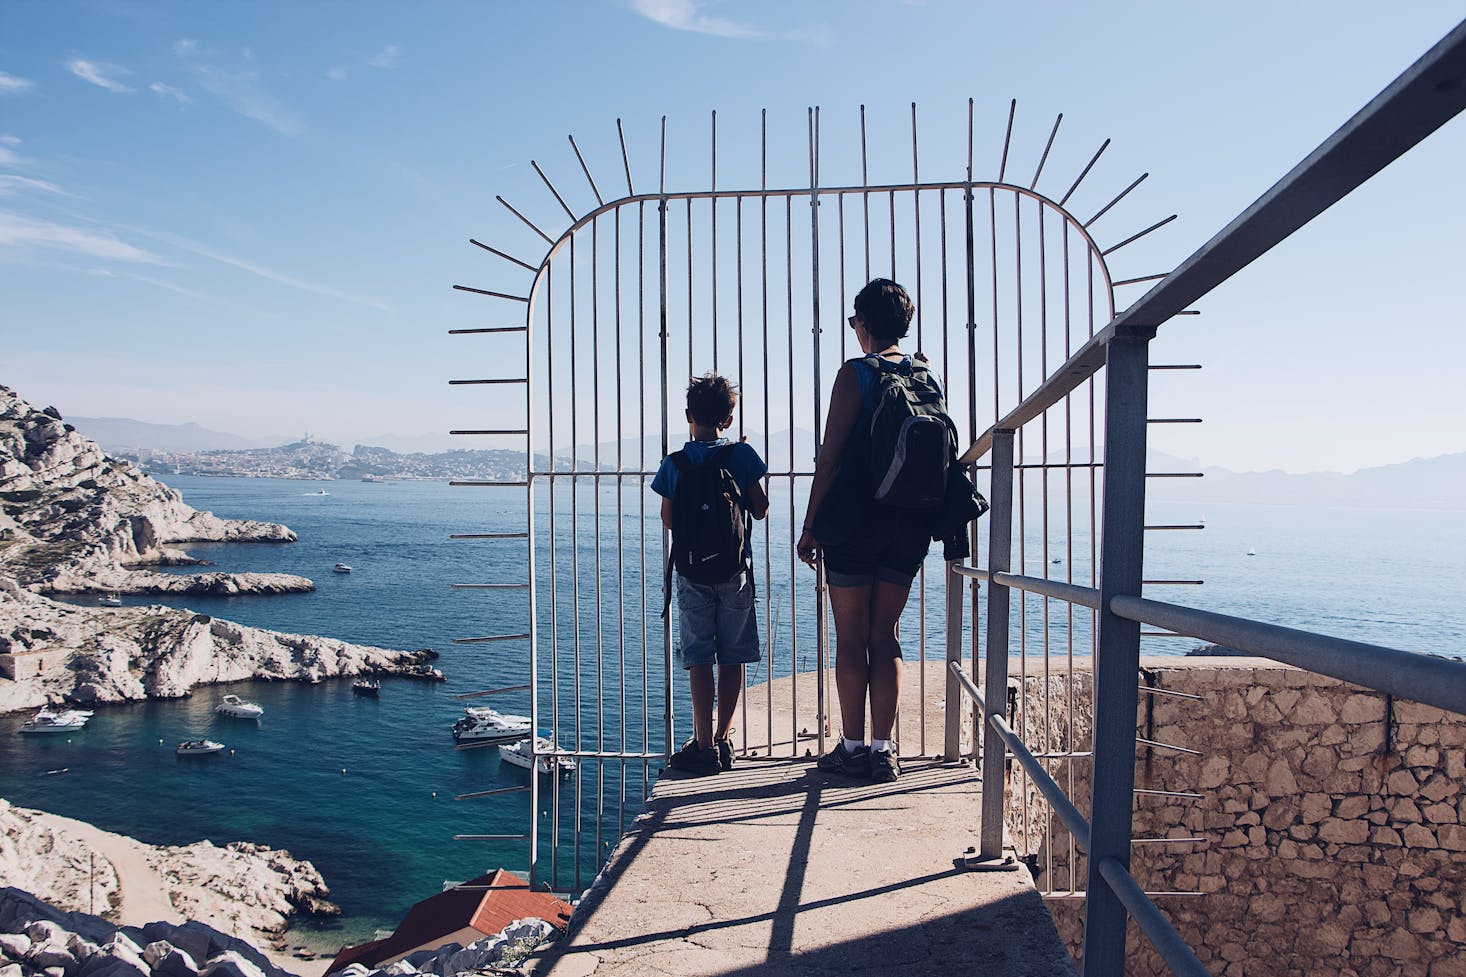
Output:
top-left (675, 571), bottom-right (761, 669)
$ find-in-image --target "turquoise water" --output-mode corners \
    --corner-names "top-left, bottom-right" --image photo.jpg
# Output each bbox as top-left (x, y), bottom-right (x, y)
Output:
top-left (0, 476), bottom-right (1460, 948)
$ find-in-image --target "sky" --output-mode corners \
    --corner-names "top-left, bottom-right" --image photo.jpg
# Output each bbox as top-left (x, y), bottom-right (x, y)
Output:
top-left (2, 1), bottom-right (1464, 474)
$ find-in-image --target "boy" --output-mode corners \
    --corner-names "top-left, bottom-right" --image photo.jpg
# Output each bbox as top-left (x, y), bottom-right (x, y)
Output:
top-left (652, 373), bottom-right (769, 776)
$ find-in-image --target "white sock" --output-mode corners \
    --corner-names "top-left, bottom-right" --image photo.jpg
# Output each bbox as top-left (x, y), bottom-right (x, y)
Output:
top-left (843, 736), bottom-right (865, 753)
top-left (871, 738), bottom-right (890, 753)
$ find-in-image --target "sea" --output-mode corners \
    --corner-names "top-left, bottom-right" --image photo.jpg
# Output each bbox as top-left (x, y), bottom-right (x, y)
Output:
top-left (0, 475), bottom-right (1461, 949)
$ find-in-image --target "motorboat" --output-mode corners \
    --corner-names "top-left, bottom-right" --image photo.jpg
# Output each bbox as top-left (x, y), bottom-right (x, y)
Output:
top-left (98, 593), bottom-right (122, 607)
top-left (306, 489), bottom-right (329, 496)
top-left (452, 707), bottom-right (532, 744)
top-left (352, 678), bottom-right (380, 696)
top-left (177, 739), bottom-right (225, 756)
top-left (499, 736), bottom-right (576, 776)
top-left (215, 694), bottom-right (264, 719)
top-left (19, 709), bottom-right (91, 734)
top-left (333, 563), bottom-right (352, 574)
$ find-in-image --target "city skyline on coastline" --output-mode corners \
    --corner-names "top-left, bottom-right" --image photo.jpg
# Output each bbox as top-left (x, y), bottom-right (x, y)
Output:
top-left (2, 3), bottom-right (1465, 474)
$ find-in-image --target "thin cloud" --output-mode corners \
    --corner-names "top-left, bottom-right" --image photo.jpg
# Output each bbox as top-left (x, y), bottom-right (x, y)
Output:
top-left (0, 71), bottom-right (35, 94)
top-left (174, 38), bottom-right (300, 134)
top-left (150, 82), bottom-right (190, 104)
top-left (112, 222), bottom-right (392, 314)
top-left (367, 45), bottom-right (400, 69)
top-left (1, 134), bottom-right (20, 145)
top-left (0, 210), bottom-right (165, 264)
top-left (326, 65), bottom-right (349, 82)
top-left (0, 147), bottom-right (24, 166)
top-left (0, 175), bottom-right (69, 198)
top-left (67, 58), bottom-right (135, 94)
top-left (629, 0), bottom-right (764, 39)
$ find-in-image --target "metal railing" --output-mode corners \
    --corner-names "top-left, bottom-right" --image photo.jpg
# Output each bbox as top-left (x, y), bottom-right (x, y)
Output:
top-left (452, 98), bottom-right (1171, 897)
top-left (947, 19), bottom-right (1466, 976)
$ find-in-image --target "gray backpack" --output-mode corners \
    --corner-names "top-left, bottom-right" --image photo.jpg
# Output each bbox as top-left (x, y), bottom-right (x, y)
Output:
top-left (862, 354), bottom-right (956, 510)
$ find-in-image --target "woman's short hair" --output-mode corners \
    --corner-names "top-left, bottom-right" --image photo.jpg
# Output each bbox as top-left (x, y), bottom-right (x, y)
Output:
top-left (854, 279), bottom-right (915, 343)
top-left (686, 372), bottom-right (738, 426)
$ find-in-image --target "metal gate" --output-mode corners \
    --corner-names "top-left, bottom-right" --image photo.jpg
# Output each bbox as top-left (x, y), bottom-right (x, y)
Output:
top-left (448, 102), bottom-right (1178, 895)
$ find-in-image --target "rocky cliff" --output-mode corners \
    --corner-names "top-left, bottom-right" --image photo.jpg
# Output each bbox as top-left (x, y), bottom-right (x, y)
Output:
top-left (0, 386), bottom-right (309, 597)
top-left (0, 579), bottom-right (438, 713)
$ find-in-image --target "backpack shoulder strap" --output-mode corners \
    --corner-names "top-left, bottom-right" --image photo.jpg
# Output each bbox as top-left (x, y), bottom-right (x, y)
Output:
top-left (670, 449), bottom-right (691, 473)
top-left (711, 443), bottom-right (736, 466)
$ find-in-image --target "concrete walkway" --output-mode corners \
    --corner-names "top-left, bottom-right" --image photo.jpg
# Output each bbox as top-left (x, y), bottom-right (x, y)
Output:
top-left (529, 754), bottom-right (1076, 976)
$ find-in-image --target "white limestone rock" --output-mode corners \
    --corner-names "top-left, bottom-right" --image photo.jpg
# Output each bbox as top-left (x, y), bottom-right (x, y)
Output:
top-left (0, 579), bottom-right (439, 713)
top-left (198, 950), bottom-right (265, 977)
top-left (0, 386), bottom-right (304, 598)
top-left (0, 933), bottom-right (31, 960)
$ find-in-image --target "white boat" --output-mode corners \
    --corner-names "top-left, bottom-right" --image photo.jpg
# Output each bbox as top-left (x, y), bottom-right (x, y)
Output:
top-left (499, 736), bottom-right (576, 776)
top-left (177, 739), bottom-right (225, 756)
top-left (333, 563), bottom-right (352, 574)
top-left (1246, 546), bottom-right (1257, 557)
top-left (306, 489), bottom-right (329, 496)
top-left (215, 694), bottom-right (264, 719)
top-left (98, 593), bottom-right (122, 607)
top-left (452, 707), bottom-right (532, 744)
top-left (19, 709), bottom-right (91, 734)
top-left (352, 678), bottom-right (380, 696)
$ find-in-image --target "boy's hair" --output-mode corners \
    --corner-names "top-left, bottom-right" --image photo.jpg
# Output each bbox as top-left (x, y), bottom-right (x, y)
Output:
top-left (854, 278), bottom-right (915, 344)
top-left (686, 373), bottom-right (738, 427)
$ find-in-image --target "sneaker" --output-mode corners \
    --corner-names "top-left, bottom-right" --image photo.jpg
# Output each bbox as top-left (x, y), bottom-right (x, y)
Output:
top-left (668, 737), bottom-right (720, 777)
top-left (869, 748), bottom-right (900, 783)
top-left (816, 741), bottom-right (870, 778)
top-left (714, 737), bottom-right (734, 772)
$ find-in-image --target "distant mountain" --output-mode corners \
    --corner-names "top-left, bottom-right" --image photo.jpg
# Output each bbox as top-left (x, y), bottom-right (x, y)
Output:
top-left (68, 416), bottom-right (275, 453)
top-left (1135, 449), bottom-right (1464, 510)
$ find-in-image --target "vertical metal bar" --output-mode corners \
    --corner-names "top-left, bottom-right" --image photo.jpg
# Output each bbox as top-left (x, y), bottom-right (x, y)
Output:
top-left (568, 234), bottom-right (583, 889)
top-left (615, 206), bottom-right (626, 839)
top-left (639, 199), bottom-right (649, 793)
top-left (861, 104), bottom-right (870, 281)
top-left (525, 253), bottom-right (541, 891)
top-left (810, 106), bottom-right (827, 758)
top-left (911, 104), bottom-right (925, 754)
top-left (711, 110), bottom-right (718, 370)
top-left (980, 430), bottom-right (1016, 859)
top-left (618, 119), bottom-right (634, 196)
top-left (545, 263), bottom-right (560, 888)
top-left (737, 192), bottom-right (749, 756)
top-left (760, 109), bottom-right (774, 757)
top-left (943, 560), bottom-right (963, 761)
top-left (591, 216), bottom-right (604, 868)
top-left (659, 118), bottom-right (674, 761)
top-left (687, 195), bottom-right (694, 380)
top-left (1082, 328), bottom-right (1154, 977)
top-left (786, 192), bottom-right (798, 754)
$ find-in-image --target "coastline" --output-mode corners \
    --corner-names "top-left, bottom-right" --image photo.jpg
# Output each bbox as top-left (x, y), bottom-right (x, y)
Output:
top-left (1, 798), bottom-right (333, 977)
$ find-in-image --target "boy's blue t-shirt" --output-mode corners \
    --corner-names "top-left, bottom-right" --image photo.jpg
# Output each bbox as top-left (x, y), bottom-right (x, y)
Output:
top-left (651, 439), bottom-right (767, 499)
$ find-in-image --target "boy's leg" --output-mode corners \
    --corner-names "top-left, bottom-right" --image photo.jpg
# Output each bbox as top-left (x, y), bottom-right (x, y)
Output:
top-left (688, 663), bottom-right (715, 748)
top-left (714, 663), bottom-right (744, 740)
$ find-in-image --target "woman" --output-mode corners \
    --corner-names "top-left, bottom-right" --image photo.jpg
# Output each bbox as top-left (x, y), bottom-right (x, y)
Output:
top-left (797, 278), bottom-right (931, 784)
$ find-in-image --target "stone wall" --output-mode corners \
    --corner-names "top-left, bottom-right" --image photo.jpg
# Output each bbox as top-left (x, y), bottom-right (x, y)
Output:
top-left (999, 656), bottom-right (1466, 977)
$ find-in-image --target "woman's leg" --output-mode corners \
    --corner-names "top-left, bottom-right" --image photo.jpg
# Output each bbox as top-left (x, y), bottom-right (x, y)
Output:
top-left (867, 579), bottom-right (912, 741)
top-left (827, 583), bottom-right (873, 741)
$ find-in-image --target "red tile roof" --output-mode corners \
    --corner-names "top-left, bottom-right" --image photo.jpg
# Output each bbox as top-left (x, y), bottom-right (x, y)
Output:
top-left (325, 869), bottom-right (572, 975)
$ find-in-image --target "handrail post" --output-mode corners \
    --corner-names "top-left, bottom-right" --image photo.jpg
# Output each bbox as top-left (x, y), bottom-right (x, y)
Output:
top-left (978, 429), bottom-right (1015, 860)
top-left (943, 560), bottom-right (964, 761)
top-left (1082, 327), bottom-right (1155, 977)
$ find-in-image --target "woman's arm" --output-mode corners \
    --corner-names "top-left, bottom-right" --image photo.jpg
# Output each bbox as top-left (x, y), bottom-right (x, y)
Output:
top-left (797, 361), bottom-right (861, 566)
